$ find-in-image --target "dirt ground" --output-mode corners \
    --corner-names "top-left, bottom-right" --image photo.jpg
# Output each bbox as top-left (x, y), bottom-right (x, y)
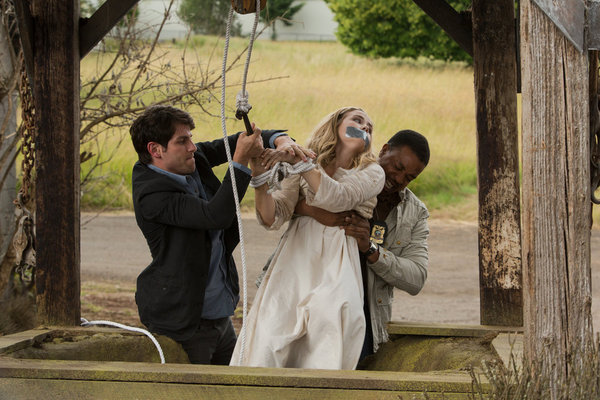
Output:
top-left (80, 211), bottom-right (600, 333)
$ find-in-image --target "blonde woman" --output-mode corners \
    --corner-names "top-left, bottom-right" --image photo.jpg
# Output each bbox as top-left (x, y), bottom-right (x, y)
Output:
top-left (230, 107), bottom-right (385, 370)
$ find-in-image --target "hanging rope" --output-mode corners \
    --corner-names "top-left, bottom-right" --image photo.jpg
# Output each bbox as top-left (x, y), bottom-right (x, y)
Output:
top-left (220, 0), bottom-right (262, 363)
top-left (235, 1), bottom-right (261, 118)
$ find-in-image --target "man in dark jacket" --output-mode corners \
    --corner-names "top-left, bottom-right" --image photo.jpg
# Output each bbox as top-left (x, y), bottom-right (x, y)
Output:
top-left (130, 105), bottom-right (301, 364)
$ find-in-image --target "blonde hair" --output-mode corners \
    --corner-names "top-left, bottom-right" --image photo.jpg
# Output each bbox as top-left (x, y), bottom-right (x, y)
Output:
top-left (306, 106), bottom-right (377, 170)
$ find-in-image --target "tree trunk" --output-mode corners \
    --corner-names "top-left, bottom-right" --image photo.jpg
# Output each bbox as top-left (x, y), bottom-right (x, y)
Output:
top-left (32, 0), bottom-right (81, 326)
top-left (520, 0), bottom-right (592, 394)
top-left (472, 0), bottom-right (522, 326)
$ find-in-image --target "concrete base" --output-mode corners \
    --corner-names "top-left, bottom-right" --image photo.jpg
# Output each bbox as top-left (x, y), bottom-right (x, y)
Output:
top-left (0, 322), bottom-right (523, 399)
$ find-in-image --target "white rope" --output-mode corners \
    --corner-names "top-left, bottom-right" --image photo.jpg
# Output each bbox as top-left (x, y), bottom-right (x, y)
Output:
top-left (80, 317), bottom-right (165, 364)
top-left (235, 0), bottom-right (261, 115)
top-left (250, 160), bottom-right (316, 193)
top-left (221, 0), bottom-right (262, 364)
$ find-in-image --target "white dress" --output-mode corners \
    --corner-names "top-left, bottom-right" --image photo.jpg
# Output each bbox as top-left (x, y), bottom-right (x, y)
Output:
top-left (230, 163), bottom-right (385, 370)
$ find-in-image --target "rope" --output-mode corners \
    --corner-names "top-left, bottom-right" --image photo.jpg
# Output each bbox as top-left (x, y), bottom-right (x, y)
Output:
top-left (235, 0), bottom-right (261, 115)
top-left (250, 160), bottom-right (316, 193)
top-left (221, 0), bottom-right (262, 364)
top-left (80, 318), bottom-right (165, 364)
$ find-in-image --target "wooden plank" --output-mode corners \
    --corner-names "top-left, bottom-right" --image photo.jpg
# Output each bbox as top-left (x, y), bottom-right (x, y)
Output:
top-left (0, 379), bottom-right (475, 400)
top-left (31, 0), bottom-right (81, 326)
top-left (520, 0), bottom-right (593, 387)
top-left (0, 358), bottom-right (476, 393)
top-left (0, 329), bottom-right (51, 355)
top-left (411, 0), bottom-right (473, 56)
top-left (472, 0), bottom-right (523, 327)
top-left (387, 322), bottom-right (522, 337)
top-left (79, 0), bottom-right (140, 58)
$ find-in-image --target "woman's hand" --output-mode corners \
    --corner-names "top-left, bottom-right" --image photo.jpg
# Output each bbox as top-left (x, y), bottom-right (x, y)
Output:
top-left (273, 136), bottom-right (316, 163)
top-left (260, 148), bottom-right (300, 170)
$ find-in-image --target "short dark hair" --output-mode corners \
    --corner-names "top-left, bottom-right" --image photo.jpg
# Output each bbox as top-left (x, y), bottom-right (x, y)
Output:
top-left (387, 129), bottom-right (430, 166)
top-left (130, 105), bottom-right (195, 164)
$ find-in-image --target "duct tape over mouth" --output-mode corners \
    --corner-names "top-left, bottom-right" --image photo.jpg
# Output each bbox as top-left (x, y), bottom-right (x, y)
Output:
top-left (345, 126), bottom-right (370, 149)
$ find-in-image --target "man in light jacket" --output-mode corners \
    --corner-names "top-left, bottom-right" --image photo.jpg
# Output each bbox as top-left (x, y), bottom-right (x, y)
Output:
top-left (296, 129), bottom-right (430, 361)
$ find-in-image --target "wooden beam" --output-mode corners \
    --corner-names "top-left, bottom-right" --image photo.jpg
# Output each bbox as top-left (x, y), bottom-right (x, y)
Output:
top-left (32, 0), bottom-right (81, 326)
top-left (79, 0), bottom-right (140, 58)
top-left (471, 1), bottom-right (523, 327)
top-left (521, 0), bottom-right (592, 386)
top-left (411, 0), bottom-right (473, 57)
top-left (12, 0), bottom-right (35, 85)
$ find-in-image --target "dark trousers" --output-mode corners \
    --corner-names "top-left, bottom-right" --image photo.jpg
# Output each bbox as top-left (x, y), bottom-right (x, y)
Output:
top-left (179, 317), bottom-right (237, 365)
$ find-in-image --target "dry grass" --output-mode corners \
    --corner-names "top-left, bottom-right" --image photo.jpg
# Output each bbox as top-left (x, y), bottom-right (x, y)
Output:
top-left (80, 36), bottom-right (478, 216)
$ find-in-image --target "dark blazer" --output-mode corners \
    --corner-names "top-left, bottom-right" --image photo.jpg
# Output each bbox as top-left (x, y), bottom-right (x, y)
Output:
top-left (132, 130), bottom-right (285, 341)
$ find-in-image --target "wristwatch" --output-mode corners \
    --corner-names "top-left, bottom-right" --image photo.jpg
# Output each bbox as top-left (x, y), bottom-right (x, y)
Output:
top-left (364, 240), bottom-right (378, 256)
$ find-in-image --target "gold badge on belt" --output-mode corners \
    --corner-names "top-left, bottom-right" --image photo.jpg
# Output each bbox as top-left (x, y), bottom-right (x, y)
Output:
top-left (370, 221), bottom-right (387, 244)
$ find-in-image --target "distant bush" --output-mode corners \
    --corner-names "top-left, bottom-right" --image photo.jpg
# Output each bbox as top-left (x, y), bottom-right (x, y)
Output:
top-left (325, 0), bottom-right (472, 63)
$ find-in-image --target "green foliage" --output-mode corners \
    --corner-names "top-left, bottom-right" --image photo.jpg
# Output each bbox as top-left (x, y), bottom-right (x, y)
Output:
top-left (409, 161), bottom-right (477, 211)
top-left (178, 0), bottom-right (241, 36)
top-left (325, 0), bottom-right (472, 62)
top-left (80, 0), bottom-right (97, 18)
top-left (261, 0), bottom-right (305, 40)
top-left (79, 1), bottom-right (138, 29)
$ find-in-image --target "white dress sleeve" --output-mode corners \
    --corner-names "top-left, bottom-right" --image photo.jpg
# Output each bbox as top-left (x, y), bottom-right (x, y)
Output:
top-left (256, 174), bottom-right (301, 230)
top-left (307, 162), bottom-right (385, 218)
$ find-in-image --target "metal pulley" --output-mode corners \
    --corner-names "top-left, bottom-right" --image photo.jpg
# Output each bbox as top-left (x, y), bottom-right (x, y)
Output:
top-left (231, 0), bottom-right (267, 14)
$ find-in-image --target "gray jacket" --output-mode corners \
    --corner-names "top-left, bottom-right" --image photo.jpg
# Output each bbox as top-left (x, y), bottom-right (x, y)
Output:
top-left (366, 188), bottom-right (429, 352)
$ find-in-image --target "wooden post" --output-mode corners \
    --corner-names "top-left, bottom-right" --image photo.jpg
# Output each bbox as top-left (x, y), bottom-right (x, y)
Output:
top-left (32, 0), bottom-right (81, 326)
top-left (521, 0), bottom-right (592, 389)
top-left (472, 0), bottom-right (523, 326)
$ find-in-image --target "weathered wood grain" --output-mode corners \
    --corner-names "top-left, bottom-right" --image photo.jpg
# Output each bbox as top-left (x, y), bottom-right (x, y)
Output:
top-left (472, 0), bottom-right (523, 326)
top-left (520, 0), bottom-right (593, 392)
top-left (31, 0), bottom-right (81, 326)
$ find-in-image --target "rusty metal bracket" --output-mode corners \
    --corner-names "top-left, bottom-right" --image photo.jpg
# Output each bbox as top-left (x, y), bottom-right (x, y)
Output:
top-left (533, 0), bottom-right (585, 52)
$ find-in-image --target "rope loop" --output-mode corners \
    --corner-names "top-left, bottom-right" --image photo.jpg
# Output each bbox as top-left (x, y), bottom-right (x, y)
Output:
top-left (250, 160), bottom-right (316, 193)
top-left (236, 90), bottom-right (252, 114)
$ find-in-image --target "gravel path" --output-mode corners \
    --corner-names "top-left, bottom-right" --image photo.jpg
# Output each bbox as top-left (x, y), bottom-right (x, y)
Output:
top-left (80, 212), bottom-right (600, 331)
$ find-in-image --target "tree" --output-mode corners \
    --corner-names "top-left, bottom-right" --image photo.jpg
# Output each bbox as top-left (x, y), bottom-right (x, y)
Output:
top-left (178, 0), bottom-right (241, 36)
top-left (325, 0), bottom-right (471, 62)
top-left (261, 0), bottom-right (304, 41)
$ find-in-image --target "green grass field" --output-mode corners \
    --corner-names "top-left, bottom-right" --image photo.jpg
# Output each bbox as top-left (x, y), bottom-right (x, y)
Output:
top-left (80, 35), bottom-right (480, 218)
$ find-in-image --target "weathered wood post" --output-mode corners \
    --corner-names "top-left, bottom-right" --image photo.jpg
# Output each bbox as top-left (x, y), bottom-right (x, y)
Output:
top-left (521, 0), bottom-right (593, 391)
top-left (471, 0), bottom-right (523, 326)
top-left (32, 0), bottom-right (81, 326)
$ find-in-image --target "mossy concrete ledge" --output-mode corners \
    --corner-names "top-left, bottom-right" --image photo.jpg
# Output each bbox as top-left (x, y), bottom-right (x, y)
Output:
top-left (0, 326), bottom-right (189, 363)
top-left (0, 325), bottom-right (494, 399)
